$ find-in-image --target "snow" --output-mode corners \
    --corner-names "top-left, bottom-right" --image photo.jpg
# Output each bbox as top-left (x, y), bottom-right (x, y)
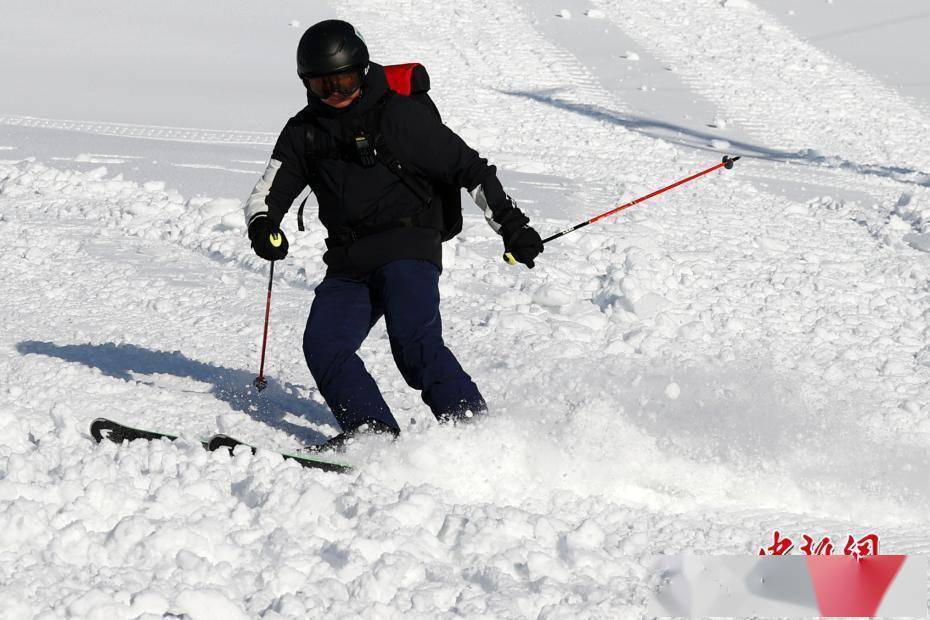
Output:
top-left (2, 0), bottom-right (930, 617)
top-left (754, 0), bottom-right (930, 112)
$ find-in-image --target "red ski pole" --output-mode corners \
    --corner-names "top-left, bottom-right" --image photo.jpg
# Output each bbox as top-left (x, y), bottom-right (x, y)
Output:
top-left (504, 155), bottom-right (740, 264)
top-left (253, 261), bottom-right (275, 391)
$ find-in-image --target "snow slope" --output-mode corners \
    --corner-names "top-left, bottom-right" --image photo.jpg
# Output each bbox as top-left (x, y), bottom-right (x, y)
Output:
top-left (0, 1), bottom-right (331, 130)
top-left (754, 0), bottom-right (930, 112)
top-left (2, 0), bottom-right (930, 617)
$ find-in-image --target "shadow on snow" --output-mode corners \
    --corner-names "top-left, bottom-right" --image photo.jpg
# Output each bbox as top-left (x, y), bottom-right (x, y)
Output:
top-left (16, 340), bottom-right (332, 444)
top-left (504, 88), bottom-right (930, 188)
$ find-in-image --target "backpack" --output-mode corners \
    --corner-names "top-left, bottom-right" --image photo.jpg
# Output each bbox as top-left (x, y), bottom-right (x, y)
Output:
top-left (297, 62), bottom-right (463, 242)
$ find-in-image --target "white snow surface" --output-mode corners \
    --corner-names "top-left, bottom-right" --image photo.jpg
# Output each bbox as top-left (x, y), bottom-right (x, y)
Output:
top-left (2, 0), bottom-right (930, 617)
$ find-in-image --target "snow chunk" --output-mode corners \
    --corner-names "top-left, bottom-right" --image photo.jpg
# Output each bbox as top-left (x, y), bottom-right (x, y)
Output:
top-left (881, 360), bottom-right (910, 377)
top-left (130, 591), bottom-right (170, 616)
top-left (560, 519), bottom-right (606, 565)
top-left (175, 589), bottom-right (249, 620)
top-left (196, 197), bottom-right (240, 218)
top-left (627, 292), bottom-right (670, 318)
top-left (904, 232), bottom-right (930, 253)
top-left (566, 519), bottom-right (606, 549)
top-left (66, 589), bottom-right (129, 617)
top-left (584, 9), bottom-right (605, 19)
top-left (556, 9), bottom-right (572, 19)
top-left (664, 382), bottom-right (681, 400)
top-left (532, 284), bottom-right (573, 308)
top-left (916, 346), bottom-right (930, 367)
top-left (126, 200), bottom-right (159, 216)
top-left (783, 204), bottom-right (810, 217)
top-left (759, 236), bottom-right (789, 253)
top-left (86, 165), bottom-right (109, 180)
top-left (725, 317), bottom-right (746, 332)
top-left (624, 51), bottom-right (640, 61)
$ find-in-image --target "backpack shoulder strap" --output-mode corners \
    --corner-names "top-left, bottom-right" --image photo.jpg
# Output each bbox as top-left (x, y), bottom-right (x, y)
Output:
top-left (354, 91), bottom-right (434, 207)
top-left (380, 63), bottom-right (463, 242)
top-left (296, 117), bottom-right (327, 232)
top-left (298, 88), bottom-right (439, 232)
top-left (296, 112), bottom-right (356, 231)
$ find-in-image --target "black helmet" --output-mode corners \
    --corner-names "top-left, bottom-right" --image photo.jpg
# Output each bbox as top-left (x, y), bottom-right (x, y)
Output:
top-left (297, 20), bottom-right (369, 79)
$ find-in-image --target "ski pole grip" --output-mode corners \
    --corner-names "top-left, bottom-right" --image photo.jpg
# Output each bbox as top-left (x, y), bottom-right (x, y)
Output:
top-left (503, 252), bottom-right (517, 265)
top-left (723, 155), bottom-right (741, 169)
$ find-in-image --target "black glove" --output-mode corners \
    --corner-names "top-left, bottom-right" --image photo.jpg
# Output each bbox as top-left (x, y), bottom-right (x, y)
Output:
top-left (499, 209), bottom-right (544, 268)
top-left (248, 215), bottom-right (289, 261)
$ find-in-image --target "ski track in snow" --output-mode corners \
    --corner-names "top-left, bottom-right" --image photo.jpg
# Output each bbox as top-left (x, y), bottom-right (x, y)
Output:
top-left (591, 0), bottom-right (930, 175)
top-left (2, 0), bottom-right (930, 617)
top-left (0, 115), bottom-right (276, 147)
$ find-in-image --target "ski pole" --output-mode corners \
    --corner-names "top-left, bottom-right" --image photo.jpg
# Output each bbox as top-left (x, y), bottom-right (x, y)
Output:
top-left (504, 155), bottom-right (740, 264)
top-left (253, 261), bottom-right (275, 391)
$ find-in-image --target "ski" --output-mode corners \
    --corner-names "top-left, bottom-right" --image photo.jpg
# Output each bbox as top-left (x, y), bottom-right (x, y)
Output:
top-left (207, 434), bottom-right (352, 474)
top-left (90, 417), bottom-right (210, 449)
top-left (90, 418), bottom-right (352, 474)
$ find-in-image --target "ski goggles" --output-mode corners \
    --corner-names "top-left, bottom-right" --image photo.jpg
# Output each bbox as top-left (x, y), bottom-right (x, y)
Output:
top-left (303, 69), bottom-right (363, 99)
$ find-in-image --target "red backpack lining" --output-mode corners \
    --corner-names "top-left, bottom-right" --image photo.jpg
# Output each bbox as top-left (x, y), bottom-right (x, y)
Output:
top-left (384, 63), bottom-right (430, 96)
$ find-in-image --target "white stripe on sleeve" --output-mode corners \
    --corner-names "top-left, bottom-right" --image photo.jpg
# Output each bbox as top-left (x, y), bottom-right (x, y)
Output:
top-left (244, 158), bottom-right (283, 226)
top-left (468, 184), bottom-right (502, 234)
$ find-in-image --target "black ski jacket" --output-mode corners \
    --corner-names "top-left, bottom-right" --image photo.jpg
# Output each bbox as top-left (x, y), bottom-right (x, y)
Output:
top-left (245, 62), bottom-right (522, 278)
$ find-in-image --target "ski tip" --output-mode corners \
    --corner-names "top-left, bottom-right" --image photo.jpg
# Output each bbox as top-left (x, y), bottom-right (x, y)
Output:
top-left (208, 434), bottom-right (255, 454)
top-left (90, 418), bottom-right (115, 443)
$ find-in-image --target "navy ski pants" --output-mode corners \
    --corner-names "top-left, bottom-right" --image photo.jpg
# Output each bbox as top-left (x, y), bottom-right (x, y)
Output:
top-left (303, 259), bottom-right (486, 432)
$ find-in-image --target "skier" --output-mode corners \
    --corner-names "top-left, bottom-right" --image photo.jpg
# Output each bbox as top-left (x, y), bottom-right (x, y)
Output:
top-left (244, 19), bottom-right (544, 450)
